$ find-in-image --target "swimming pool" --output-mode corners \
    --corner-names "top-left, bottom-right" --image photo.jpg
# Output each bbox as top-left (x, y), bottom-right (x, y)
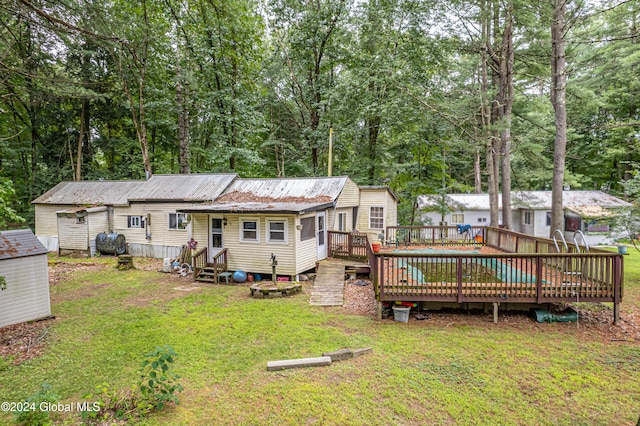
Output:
top-left (393, 249), bottom-right (541, 284)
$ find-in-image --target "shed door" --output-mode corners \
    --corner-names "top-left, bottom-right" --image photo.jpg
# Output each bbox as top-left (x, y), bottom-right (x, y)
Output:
top-left (317, 212), bottom-right (326, 260)
top-left (209, 217), bottom-right (224, 262)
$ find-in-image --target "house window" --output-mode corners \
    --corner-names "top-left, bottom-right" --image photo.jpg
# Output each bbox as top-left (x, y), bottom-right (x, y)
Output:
top-left (127, 215), bottom-right (145, 228)
top-left (477, 218), bottom-right (487, 223)
top-left (338, 212), bottom-right (347, 231)
top-left (168, 213), bottom-right (187, 230)
top-left (370, 207), bottom-right (384, 229)
top-left (523, 211), bottom-right (533, 226)
top-left (268, 220), bottom-right (287, 243)
top-left (546, 212), bottom-right (551, 226)
top-left (241, 219), bottom-right (259, 242)
top-left (565, 217), bottom-right (581, 232)
top-left (300, 217), bottom-right (315, 241)
top-left (76, 216), bottom-right (86, 224)
top-left (451, 213), bottom-right (464, 223)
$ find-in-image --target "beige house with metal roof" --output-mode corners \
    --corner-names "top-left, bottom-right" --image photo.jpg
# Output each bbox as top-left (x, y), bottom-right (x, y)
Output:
top-left (418, 190), bottom-right (631, 245)
top-left (32, 174), bottom-right (398, 275)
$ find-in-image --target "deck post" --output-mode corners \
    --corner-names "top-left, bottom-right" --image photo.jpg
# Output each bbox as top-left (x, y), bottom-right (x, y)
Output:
top-left (613, 256), bottom-right (622, 325)
top-left (493, 302), bottom-right (499, 323)
top-left (536, 257), bottom-right (543, 304)
top-left (456, 257), bottom-right (463, 303)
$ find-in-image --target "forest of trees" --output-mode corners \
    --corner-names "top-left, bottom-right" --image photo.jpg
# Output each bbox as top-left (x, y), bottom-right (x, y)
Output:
top-left (0, 0), bottom-right (638, 228)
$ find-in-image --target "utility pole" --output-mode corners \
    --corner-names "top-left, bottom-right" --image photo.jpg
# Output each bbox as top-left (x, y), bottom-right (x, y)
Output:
top-left (328, 127), bottom-right (333, 176)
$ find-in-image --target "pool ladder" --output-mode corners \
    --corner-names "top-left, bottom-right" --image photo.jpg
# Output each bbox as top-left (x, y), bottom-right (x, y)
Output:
top-left (553, 230), bottom-right (589, 284)
top-left (553, 229), bottom-right (589, 254)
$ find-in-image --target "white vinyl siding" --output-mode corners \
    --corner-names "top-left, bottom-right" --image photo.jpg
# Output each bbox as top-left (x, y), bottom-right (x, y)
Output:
top-left (0, 255), bottom-right (51, 328)
top-left (113, 203), bottom-right (200, 248)
top-left (224, 215), bottom-right (298, 276)
top-left (57, 215), bottom-right (88, 251)
top-left (35, 204), bottom-right (68, 237)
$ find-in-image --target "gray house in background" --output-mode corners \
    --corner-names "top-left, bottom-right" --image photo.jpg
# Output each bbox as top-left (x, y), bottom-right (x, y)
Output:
top-left (418, 190), bottom-right (632, 245)
top-left (0, 229), bottom-right (51, 328)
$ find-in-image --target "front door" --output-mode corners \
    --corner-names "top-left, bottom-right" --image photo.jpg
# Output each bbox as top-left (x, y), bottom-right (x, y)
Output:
top-left (210, 217), bottom-right (224, 262)
top-left (317, 212), bottom-right (326, 260)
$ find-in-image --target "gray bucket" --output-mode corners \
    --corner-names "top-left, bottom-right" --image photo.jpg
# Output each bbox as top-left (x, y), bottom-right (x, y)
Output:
top-left (392, 306), bottom-right (411, 323)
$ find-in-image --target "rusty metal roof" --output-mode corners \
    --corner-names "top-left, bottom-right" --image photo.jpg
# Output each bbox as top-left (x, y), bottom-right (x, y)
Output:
top-left (32, 180), bottom-right (144, 206)
top-left (217, 177), bottom-right (348, 202)
top-left (180, 201), bottom-right (335, 214)
top-left (0, 229), bottom-right (48, 260)
top-left (129, 174), bottom-right (237, 202)
top-left (179, 177), bottom-right (348, 214)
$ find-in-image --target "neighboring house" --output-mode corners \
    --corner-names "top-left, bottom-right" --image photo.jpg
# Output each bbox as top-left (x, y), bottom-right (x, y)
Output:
top-left (0, 229), bottom-right (51, 328)
top-left (33, 174), bottom-right (398, 275)
top-left (418, 190), bottom-right (631, 245)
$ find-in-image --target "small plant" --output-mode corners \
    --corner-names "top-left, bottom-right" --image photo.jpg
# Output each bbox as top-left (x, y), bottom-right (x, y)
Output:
top-left (82, 382), bottom-right (138, 422)
top-left (138, 345), bottom-right (183, 411)
top-left (0, 275), bottom-right (7, 291)
top-left (14, 383), bottom-right (60, 426)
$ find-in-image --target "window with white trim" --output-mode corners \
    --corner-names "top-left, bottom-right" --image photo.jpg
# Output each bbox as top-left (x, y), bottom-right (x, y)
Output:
top-left (338, 212), bottom-right (347, 231)
top-left (241, 219), bottom-right (259, 242)
top-left (168, 212), bottom-right (187, 230)
top-left (523, 211), bottom-right (533, 226)
top-left (369, 207), bottom-right (384, 229)
top-left (451, 213), bottom-right (464, 223)
top-left (128, 215), bottom-right (145, 228)
top-left (267, 220), bottom-right (287, 243)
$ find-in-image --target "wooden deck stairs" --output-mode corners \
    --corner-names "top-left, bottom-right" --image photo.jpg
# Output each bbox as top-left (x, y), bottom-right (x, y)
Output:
top-left (195, 265), bottom-right (230, 283)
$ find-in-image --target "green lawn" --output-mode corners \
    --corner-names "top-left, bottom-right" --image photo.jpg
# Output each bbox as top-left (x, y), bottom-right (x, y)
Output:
top-left (1, 254), bottom-right (639, 425)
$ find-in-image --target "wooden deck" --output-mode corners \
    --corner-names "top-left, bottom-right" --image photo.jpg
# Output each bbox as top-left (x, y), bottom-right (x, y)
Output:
top-left (328, 226), bottom-right (624, 324)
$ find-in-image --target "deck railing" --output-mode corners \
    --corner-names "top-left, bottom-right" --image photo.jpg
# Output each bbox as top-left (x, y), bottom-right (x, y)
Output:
top-left (372, 226), bottom-right (623, 323)
top-left (192, 247), bottom-right (208, 277)
top-left (328, 231), bottom-right (369, 261)
top-left (385, 225), bottom-right (485, 246)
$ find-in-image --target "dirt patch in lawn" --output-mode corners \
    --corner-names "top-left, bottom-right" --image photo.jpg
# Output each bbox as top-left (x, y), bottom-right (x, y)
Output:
top-left (0, 318), bottom-right (55, 365)
top-left (48, 261), bottom-right (108, 286)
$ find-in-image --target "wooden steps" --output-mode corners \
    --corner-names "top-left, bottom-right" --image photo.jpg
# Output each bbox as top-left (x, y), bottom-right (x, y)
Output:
top-left (195, 265), bottom-right (228, 283)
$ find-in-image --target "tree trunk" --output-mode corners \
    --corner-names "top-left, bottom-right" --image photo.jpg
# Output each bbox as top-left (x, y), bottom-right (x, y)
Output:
top-left (550, 0), bottom-right (567, 237)
top-left (474, 148), bottom-right (482, 193)
top-left (75, 99), bottom-right (89, 181)
top-left (368, 116), bottom-right (381, 185)
top-left (498, 8), bottom-right (514, 229)
top-left (480, 0), bottom-right (500, 227)
top-left (176, 61), bottom-right (190, 174)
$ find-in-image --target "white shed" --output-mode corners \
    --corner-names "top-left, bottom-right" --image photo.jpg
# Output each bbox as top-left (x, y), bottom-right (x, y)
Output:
top-left (0, 229), bottom-right (51, 328)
